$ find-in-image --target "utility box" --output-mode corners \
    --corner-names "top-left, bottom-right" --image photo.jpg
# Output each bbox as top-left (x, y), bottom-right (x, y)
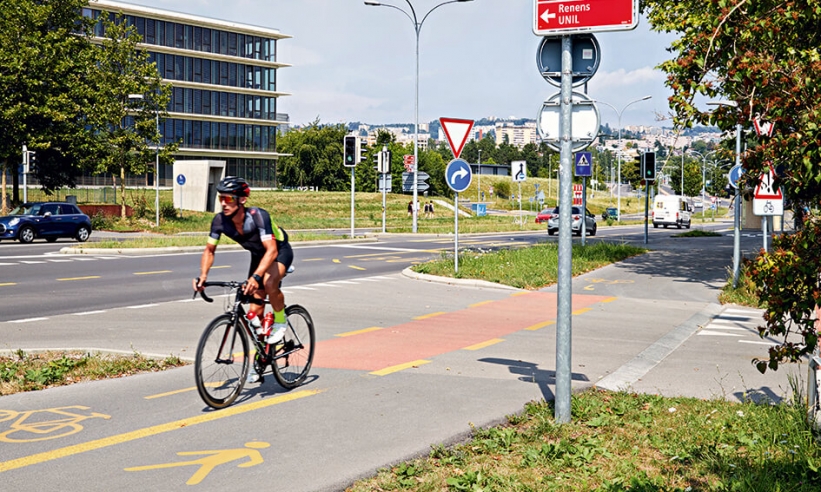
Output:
top-left (172, 160), bottom-right (226, 212)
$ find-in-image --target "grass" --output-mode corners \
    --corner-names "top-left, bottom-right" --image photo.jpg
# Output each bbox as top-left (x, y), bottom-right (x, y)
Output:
top-left (719, 266), bottom-right (764, 308)
top-left (347, 389), bottom-right (821, 492)
top-left (0, 350), bottom-right (186, 396)
top-left (413, 241), bottom-right (647, 290)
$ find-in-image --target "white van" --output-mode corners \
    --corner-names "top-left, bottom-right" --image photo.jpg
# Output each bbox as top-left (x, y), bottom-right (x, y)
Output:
top-left (652, 195), bottom-right (692, 229)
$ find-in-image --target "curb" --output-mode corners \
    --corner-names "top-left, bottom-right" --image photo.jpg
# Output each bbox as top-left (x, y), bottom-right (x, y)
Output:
top-left (401, 267), bottom-right (524, 292)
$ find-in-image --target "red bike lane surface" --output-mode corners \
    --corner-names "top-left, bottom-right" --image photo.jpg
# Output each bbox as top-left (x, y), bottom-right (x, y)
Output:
top-left (312, 291), bottom-right (613, 372)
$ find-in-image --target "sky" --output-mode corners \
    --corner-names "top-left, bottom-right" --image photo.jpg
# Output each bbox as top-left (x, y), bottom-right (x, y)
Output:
top-left (118, 0), bottom-right (680, 129)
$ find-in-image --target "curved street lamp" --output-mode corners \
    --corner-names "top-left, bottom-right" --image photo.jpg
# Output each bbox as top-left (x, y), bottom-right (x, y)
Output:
top-left (365, 0), bottom-right (474, 232)
top-left (593, 95), bottom-right (651, 221)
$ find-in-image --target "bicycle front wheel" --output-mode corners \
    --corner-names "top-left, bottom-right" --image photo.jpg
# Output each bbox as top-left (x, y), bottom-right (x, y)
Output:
top-left (272, 305), bottom-right (315, 389)
top-left (195, 314), bottom-right (249, 409)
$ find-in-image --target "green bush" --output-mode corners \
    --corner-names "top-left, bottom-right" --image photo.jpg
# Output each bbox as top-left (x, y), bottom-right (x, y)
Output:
top-left (90, 211), bottom-right (112, 230)
top-left (494, 181), bottom-right (511, 199)
top-left (160, 201), bottom-right (177, 220)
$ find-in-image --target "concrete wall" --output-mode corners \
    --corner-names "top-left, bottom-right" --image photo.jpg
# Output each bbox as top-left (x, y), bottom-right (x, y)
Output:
top-left (172, 161), bottom-right (226, 212)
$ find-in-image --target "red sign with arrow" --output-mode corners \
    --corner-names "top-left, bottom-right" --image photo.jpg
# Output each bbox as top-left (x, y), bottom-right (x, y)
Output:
top-left (533, 0), bottom-right (638, 36)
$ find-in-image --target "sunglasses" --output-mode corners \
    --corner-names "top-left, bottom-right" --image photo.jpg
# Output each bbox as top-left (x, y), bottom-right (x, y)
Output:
top-left (218, 195), bottom-right (236, 204)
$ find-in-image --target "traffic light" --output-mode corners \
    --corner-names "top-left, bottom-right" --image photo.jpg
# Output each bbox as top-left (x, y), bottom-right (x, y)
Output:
top-left (373, 150), bottom-right (383, 173)
top-left (343, 135), bottom-right (357, 167)
top-left (382, 149), bottom-right (391, 174)
top-left (641, 152), bottom-right (656, 181)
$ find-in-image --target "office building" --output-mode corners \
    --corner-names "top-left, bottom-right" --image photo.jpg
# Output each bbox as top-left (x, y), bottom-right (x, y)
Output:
top-left (85, 0), bottom-right (291, 187)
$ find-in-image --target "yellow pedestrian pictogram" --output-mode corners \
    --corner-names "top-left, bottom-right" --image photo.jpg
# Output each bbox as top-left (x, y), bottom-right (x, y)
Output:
top-left (124, 441), bottom-right (270, 485)
top-left (0, 406), bottom-right (111, 443)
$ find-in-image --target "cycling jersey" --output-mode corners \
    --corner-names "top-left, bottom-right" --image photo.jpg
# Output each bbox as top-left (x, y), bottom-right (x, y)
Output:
top-left (207, 207), bottom-right (287, 257)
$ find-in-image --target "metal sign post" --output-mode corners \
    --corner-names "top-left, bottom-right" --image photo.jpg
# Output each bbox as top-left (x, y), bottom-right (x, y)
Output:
top-left (445, 158), bottom-right (472, 273)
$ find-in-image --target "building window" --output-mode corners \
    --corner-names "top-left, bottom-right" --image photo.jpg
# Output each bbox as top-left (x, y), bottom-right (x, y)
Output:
top-left (202, 28), bottom-right (211, 52)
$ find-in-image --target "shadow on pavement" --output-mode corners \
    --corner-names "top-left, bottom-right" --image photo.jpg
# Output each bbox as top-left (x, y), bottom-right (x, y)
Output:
top-left (478, 357), bottom-right (590, 402)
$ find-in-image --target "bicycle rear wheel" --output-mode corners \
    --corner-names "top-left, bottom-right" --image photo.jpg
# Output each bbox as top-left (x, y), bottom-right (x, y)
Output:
top-left (195, 314), bottom-right (249, 409)
top-left (272, 304), bottom-right (315, 389)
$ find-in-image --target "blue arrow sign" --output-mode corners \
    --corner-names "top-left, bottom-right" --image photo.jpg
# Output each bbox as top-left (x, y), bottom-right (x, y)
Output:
top-left (728, 165), bottom-right (743, 189)
top-left (445, 158), bottom-right (472, 193)
top-left (575, 152), bottom-right (592, 177)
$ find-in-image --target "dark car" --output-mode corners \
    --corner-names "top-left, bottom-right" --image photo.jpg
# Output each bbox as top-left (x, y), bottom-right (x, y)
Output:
top-left (542, 206), bottom-right (597, 236)
top-left (0, 202), bottom-right (92, 243)
top-left (602, 207), bottom-right (619, 220)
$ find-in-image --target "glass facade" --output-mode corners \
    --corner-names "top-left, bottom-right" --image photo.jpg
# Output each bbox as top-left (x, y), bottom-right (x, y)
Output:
top-left (81, 5), bottom-right (286, 188)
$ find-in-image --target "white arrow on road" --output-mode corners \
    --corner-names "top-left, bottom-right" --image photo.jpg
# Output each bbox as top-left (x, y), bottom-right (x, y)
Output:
top-left (450, 166), bottom-right (468, 185)
top-left (540, 9), bottom-right (556, 24)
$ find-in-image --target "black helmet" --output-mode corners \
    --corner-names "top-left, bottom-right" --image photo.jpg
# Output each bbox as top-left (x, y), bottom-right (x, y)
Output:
top-left (216, 176), bottom-right (250, 197)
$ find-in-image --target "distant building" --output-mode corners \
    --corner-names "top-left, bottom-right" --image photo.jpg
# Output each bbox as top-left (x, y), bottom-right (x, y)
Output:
top-left (494, 121), bottom-right (538, 148)
top-left (85, 0), bottom-right (291, 187)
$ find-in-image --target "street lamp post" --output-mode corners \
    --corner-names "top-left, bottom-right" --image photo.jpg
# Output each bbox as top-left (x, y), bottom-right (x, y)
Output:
top-left (594, 96), bottom-right (652, 221)
top-left (707, 101), bottom-right (742, 288)
top-left (128, 94), bottom-right (161, 228)
top-left (688, 149), bottom-right (717, 216)
top-left (477, 148), bottom-right (482, 202)
top-left (365, 0), bottom-right (474, 233)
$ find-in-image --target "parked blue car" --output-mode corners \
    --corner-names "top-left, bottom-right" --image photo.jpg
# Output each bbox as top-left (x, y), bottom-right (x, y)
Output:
top-left (0, 202), bottom-right (92, 243)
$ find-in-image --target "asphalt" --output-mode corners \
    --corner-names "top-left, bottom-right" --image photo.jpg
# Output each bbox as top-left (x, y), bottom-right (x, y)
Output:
top-left (0, 224), bottom-right (808, 491)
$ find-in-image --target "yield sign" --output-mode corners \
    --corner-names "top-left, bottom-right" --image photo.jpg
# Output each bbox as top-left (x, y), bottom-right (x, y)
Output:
top-left (439, 117), bottom-right (474, 159)
top-left (753, 162), bottom-right (783, 200)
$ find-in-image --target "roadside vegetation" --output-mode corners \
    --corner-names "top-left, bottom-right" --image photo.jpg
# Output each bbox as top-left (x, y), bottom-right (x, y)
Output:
top-left (348, 388), bottom-right (821, 491)
top-left (413, 241), bottom-right (646, 290)
top-left (673, 229), bottom-right (722, 238)
top-left (0, 350), bottom-right (186, 396)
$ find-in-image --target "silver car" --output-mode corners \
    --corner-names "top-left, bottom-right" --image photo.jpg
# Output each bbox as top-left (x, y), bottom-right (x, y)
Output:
top-left (546, 206), bottom-right (597, 236)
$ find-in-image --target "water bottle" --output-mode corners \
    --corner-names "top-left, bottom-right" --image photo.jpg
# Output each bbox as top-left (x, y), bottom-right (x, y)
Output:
top-left (246, 311), bottom-right (262, 332)
top-left (262, 312), bottom-right (274, 337)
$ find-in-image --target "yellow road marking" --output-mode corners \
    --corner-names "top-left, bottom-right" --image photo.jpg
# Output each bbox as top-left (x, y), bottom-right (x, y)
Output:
top-left (0, 283), bottom-right (16, 287)
top-left (525, 320), bottom-right (555, 331)
top-left (0, 389), bottom-right (323, 473)
top-left (572, 308), bottom-right (592, 316)
top-left (511, 292), bottom-right (530, 297)
top-left (133, 270), bottom-right (172, 276)
top-left (56, 276), bottom-right (101, 282)
top-left (335, 327), bottom-right (382, 337)
top-left (144, 381), bottom-right (225, 400)
top-left (348, 265), bottom-right (366, 271)
top-left (584, 285), bottom-right (596, 291)
top-left (332, 259), bottom-right (341, 264)
top-left (601, 297), bottom-right (617, 303)
top-left (469, 301), bottom-right (494, 308)
top-left (370, 360), bottom-right (430, 376)
top-left (413, 312), bottom-right (446, 320)
top-left (463, 338), bottom-right (504, 351)
top-left (301, 258), bottom-right (324, 262)
top-left (211, 265), bottom-right (231, 269)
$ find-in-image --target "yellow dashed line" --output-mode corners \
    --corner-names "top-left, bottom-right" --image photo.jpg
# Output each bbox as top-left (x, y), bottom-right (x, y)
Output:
top-left (525, 320), bottom-right (556, 331)
top-left (572, 308), bottom-right (592, 316)
top-left (336, 327), bottom-right (383, 337)
top-left (469, 301), bottom-right (494, 308)
top-left (332, 259), bottom-right (341, 264)
top-left (133, 270), bottom-right (172, 276)
top-left (463, 338), bottom-right (504, 351)
top-left (0, 283), bottom-right (16, 287)
top-left (57, 276), bottom-right (101, 282)
top-left (600, 297), bottom-right (617, 303)
top-left (413, 312), bottom-right (446, 320)
top-left (0, 389), bottom-right (323, 473)
top-left (211, 265), bottom-right (231, 269)
top-left (301, 258), bottom-right (324, 262)
top-left (370, 360), bottom-right (431, 376)
top-left (144, 381), bottom-right (225, 400)
top-left (511, 292), bottom-right (530, 297)
top-left (348, 265), bottom-right (366, 271)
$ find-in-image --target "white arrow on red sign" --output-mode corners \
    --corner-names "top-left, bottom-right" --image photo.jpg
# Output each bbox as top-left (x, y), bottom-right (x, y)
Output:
top-left (533, 0), bottom-right (639, 36)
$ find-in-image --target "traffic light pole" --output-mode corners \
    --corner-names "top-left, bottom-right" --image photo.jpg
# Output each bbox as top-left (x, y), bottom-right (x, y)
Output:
top-left (350, 167), bottom-right (355, 239)
top-left (644, 181), bottom-right (649, 244)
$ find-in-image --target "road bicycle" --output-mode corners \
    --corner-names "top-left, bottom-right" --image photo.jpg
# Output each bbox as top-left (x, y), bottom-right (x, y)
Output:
top-left (193, 276), bottom-right (315, 409)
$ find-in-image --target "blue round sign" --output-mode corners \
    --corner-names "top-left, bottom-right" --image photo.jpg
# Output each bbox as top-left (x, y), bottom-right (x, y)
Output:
top-left (445, 158), bottom-right (472, 193)
top-left (728, 165), bottom-right (743, 189)
top-left (176, 174), bottom-right (186, 186)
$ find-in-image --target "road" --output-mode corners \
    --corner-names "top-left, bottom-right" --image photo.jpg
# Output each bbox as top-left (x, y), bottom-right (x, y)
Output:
top-left (0, 220), bottom-right (792, 491)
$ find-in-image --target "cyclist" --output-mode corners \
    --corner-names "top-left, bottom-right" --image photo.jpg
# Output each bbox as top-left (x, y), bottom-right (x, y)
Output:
top-left (193, 176), bottom-right (293, 353)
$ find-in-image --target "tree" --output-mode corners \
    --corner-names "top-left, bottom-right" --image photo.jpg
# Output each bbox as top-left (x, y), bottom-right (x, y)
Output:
top-left (85, 14), bottom-right (173, 218)
top-left (0, 0), bottom-right (98, 212)
top-left (276, 121), bottom-right (349, 191)
top-left (643, 0), bottom-right (821, 370)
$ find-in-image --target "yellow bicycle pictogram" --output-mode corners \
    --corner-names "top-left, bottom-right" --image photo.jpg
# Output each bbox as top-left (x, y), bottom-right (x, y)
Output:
top-left (583, 278), bottom-right (635, 291)
top-left (0, 406), bottom-right (111, 443)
